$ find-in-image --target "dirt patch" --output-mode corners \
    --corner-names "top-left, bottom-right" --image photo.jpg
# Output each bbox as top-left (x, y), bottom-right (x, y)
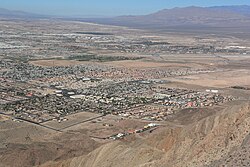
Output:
top-left (0, 115), bottom-right (9, 122)
top-left (104, 60), bottom-right (199, 69)
top-left (42, 112), bottom-right (101, 130)
top-left (29, 60), bottom-right (84, 67)
top-left (169, 69), bottom-right (250, 88)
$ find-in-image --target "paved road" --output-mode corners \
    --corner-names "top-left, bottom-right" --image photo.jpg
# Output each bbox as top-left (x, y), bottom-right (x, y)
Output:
top-left (60, 114), bottom-right (105, 130)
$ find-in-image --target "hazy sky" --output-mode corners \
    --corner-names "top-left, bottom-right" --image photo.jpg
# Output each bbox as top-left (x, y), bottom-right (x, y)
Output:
top-left (1, 0), bottom-right (250, 16)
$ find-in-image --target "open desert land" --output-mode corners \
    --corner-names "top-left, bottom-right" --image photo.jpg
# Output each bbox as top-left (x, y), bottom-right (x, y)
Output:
top-left (1, 18), bottom-right (250, 167)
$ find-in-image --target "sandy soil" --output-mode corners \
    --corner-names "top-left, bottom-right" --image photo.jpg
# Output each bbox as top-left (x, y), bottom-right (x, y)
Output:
top-left (29, 60), bottom-right (85, 67)
top-left (104, 60), bottom-right (202, 68)
top-left (0, 115), bottom-right (9, 122)
top-left (169, 69), bottom-right (250, 88)
top-left (42, 112), bottom-right (101, 130)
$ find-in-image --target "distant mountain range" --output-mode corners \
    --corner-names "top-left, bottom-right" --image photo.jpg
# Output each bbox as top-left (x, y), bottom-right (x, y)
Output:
top-left (79, 6), bottom-right (250, 29)
top-left (1, 6), bottom-right (250, 28)
top-left (0, 8), bottom-right (48, 19)
top-left (209, 5), bottom-right (250, 17)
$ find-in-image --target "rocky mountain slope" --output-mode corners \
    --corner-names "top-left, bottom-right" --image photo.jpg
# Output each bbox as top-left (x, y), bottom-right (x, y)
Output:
top-left (0, 131), bottom-right (100, 167)
top-left (41, 101), bottom-right (250, 167)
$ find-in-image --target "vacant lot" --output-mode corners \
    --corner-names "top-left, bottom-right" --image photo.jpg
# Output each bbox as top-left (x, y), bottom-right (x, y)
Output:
top-left (169, 69), bottom-right (250, 88)
top-left (29, 60), bottom-right (84, 67)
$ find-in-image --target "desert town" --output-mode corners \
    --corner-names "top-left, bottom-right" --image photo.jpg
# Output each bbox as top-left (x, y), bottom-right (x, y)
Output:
top-left (1, 18), bottom-right (250, 167)
top-left (0, 19), bottom-right (246, 135)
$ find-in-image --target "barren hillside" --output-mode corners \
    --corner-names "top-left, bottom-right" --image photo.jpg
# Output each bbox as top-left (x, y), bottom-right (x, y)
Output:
top-left (41, 101), bottom-right (250, 167)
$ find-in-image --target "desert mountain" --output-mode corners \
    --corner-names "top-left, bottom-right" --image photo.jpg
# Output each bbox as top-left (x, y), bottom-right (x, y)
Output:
top-left (40, 101), bottom-right (250, 167)
top-left (209, 5), bottom-right (250, 17)
top-left (1, 6), bottom-right (250, 28)
top-left (81, 6), bottom-right (250, 29)
top-left (0, 8), bottom-right (47, 19)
